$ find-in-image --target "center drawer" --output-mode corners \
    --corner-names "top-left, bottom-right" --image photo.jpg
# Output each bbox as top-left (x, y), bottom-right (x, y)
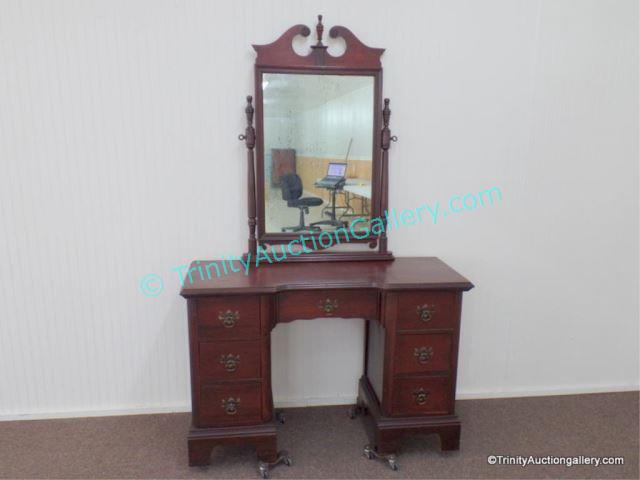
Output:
top-left (277, 289), bottom-right (378, 321)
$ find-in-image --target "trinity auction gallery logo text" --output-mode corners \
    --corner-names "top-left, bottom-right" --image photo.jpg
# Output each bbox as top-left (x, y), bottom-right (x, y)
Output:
top-left (138, 186), bottom-right (502, 297)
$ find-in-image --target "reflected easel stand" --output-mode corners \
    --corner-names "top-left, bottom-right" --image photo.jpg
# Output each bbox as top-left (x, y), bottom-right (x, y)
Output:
top-left (312, 142), bottom-right (352, 229)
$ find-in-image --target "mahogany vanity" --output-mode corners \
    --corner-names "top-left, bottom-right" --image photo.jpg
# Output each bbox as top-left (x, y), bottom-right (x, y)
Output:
top-left (181, 16), bottom-right (473, 478)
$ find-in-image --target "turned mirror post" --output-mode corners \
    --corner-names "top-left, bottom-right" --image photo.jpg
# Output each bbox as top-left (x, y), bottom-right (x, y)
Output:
top-left (240, 15), bottom-right (396, 262)
top-left (379, 98), bottom-right (397, 254)
top-left (239, 96), bottom-right (258, 259)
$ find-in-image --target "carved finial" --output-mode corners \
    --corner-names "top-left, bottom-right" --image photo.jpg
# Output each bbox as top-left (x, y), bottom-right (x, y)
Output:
top-left (381, 98), bottom-right (392, 151)
top-left (244, 95), bottom-right (254, 125)
top-left (382, 98), bottom-right (391, 128)
top-left (241, 95), bottom-right (255, 150)
top-left (315, 14), bottom-right (324, 46)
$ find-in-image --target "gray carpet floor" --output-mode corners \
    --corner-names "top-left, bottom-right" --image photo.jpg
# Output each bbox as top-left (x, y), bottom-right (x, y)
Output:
top-left (0, 392), bottom-right (637, 479)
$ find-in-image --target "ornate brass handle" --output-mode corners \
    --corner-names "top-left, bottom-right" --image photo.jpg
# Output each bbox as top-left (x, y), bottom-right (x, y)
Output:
top-left (413, 388), bottom-right (429, 405)
top-left (414, 346), bottom-right (434, 364)
top-left (416, 304), bottom-right (435, 323)
top-left (318, 298), bottom-right (339, 315)
top-left (221, 397), bottom-right (240, 415)
top-left (219, 354), bottom-right (240, 373)
top-left (218, 310), bottom-right (239, 328)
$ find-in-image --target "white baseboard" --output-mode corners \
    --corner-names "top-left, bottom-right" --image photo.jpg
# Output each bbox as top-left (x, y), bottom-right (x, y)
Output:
top-left (1, 385), bottom-right (637, 422)
top-left (273, 394), bottom-right (357, 408)
top-left (0, 404), bottom-right (191, 422)
top-left (456, 384), bottom-right (639, 400)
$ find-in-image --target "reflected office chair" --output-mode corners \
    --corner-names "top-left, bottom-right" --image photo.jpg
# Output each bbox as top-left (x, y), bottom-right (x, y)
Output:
top-left (280, 173), bottom-right (323, 232)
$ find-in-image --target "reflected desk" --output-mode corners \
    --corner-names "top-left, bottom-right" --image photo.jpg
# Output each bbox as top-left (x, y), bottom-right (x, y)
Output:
top-left (342, 178), bottom-right (372, 218)
top-left (181, 257), bottom-right (473, 474)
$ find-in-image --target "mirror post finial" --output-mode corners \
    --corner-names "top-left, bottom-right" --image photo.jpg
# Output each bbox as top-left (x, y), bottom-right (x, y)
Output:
top-left (316, 15), bottom-right (324, 46)
top-left (381, 98), bottom-right (391, 150)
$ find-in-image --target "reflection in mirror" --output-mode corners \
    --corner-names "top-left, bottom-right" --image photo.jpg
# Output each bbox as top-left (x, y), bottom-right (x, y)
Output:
top-left (263, 73), bottom-right (374, 235)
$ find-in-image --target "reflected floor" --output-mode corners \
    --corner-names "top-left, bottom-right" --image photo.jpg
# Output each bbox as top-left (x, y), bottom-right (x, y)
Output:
top-left (265, 187), bottom-right (370, 234)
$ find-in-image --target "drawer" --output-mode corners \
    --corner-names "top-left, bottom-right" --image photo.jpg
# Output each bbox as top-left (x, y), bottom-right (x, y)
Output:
top-left (198, 382), bottom-right (262, 426)
top-left (391, 376), bottom-right (452, 416)
top-left (394, 333), bottom-right (453, 375)
top-left (395, 290), bottom-right (458, 331)
top-left (195, 296), bottom-right (261, 340)
top-left (199, 340), bottom-right (262, 381)
top-left (278, 289), bottom-right (378, 321)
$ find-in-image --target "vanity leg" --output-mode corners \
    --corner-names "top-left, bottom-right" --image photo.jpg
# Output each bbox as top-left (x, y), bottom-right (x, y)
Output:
top-left (188, 422), bottom-right (281, 471)
top-left (188, 439), bottom-right (214, 467)
top-left (348, 396), bottom-right (368, 419)
top-left (439, 424), bottom-right (461, 451)
top-left (375, 434), bottom-right (398, 457)
top-left (256, 438), bottom-right (279, 463)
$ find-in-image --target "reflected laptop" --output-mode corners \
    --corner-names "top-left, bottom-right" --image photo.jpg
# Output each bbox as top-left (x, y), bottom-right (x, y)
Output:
top-left (315, 162), bottom-right (347, 189)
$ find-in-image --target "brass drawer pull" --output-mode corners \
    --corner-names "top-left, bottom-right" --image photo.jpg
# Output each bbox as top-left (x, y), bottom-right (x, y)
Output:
top-left (414, 346), bottom-right (434, 364)
top-left (413, 388), bottom-right (429, 405)
top-left (416, 304), bottom-right (435, 323)
top-left (318, 298), bottom-right (339, 315)
top-left (218, 310), bottom-right (240, 328)
top-left (221, 397), bottom-right (240, 415)
top-left (219, 354), bottom-right (240, 373)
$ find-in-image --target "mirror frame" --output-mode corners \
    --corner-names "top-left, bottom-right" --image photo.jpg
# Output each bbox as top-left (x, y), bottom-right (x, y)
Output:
top-left (243, 15), bottom-right (395, 262)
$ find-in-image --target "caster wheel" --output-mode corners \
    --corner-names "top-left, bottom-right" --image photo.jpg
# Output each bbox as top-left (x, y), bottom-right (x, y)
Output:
top-left (363, 445), bottom-right (374, 459)
top-left (276, 412), bottom-right (285, 424)
top-left (284, 457), bottom-right (293, 467)
top-left (259, 466), bottom-right (269, 479)
top-left (388, 457), bottom-right (399, 471)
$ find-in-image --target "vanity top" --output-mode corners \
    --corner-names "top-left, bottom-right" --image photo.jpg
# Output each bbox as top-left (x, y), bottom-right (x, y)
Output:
top-left (180, 257), bottom-right (473, 297)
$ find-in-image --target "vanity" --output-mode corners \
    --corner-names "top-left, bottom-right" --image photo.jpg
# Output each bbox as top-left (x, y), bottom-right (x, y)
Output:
top-left (181, 16), bottom-right (473, 478)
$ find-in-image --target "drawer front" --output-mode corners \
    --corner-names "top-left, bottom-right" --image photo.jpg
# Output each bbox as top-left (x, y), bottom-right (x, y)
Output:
top-left (394, 333), bottom-right (453, 375)
top-left (396, 290), bottom-right (458, 331)
top-left (198, 382), bottom-right (262, 426)
top-left (195, 296), bottom-right (261, 340)
top-left (278, 289), bottom-right (378, 321)
top-left (391, 376), bottom-right (452, 416)
top-left (199, 340), bottom-right (262, 381)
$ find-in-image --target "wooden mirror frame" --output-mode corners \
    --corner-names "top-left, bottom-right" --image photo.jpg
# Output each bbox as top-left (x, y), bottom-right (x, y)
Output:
top-left (241, 15), bottom-right (396, 262)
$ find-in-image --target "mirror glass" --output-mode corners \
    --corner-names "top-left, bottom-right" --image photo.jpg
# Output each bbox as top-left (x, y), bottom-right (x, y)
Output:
top-left (262, 73), bottom-right (374, 234)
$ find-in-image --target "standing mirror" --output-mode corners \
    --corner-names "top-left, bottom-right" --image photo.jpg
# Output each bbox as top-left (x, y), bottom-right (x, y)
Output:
top-left (263, 73), bottom-right (374, 234)
top-left (240, 16), bottom-right (396, 262)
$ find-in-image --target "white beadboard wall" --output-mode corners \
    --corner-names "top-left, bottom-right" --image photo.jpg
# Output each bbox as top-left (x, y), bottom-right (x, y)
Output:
top-left (0, 0), bottom-right (638, 419)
